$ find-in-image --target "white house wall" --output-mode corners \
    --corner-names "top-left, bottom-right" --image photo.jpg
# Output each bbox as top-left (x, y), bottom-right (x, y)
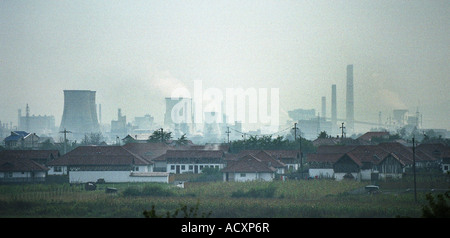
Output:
top-left (360, 169), bottom-right (372, 181)
top-left (224, 172), bottom-right (274, 182)
top-left (334, 172), bottom-right (360, 181)
top-left (0, 171), bottom-right (45, 178)
top-left (167, 163), bottom-right (224, 174)
top-left (69, 171), bottom-right (168, 183)
top-left (309, 169), bottom-right (334, 179)
top-left (48, 166), bottom-right (68, 175)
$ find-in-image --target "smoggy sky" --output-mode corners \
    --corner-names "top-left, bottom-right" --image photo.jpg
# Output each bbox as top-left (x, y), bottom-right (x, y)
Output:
top-left (1, 0), bottom-right (449, 132)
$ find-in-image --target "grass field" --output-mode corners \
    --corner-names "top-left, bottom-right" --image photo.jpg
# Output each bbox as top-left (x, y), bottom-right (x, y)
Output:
top-left (1, 177), bottom-right (447, 218)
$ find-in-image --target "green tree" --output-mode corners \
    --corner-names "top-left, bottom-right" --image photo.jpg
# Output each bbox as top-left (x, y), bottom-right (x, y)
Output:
top-left (81, 132), bottom-right (104, 145)
top-left (175, 134), bottom-right (188, 146)
top-left (422, 191), bottom-right (450, 218)
top-left (148, 128), bottom-right (172, 143)
top-left (318, 131), bottom-right (328, 139)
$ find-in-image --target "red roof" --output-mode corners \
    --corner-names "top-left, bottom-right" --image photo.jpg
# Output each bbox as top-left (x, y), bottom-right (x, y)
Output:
top-left (47, 146), bottom-right (150, 166)
top-left (316, 145), bottom-right (356, 154)
top-left (308, 142), bottom-right (433, 167)
top-left (307, 153), bottom-right (345, 163)
top-left (0, 157), bottom-right (49, 172)
top-left (357, 131), bottom-right (389, 141)
top-left (416, 143), bottom-right (450, 159)
top-left (122, 142), bottom-right (173, 160)
top-left (165, 150), bottom-right (224, 159)
top-left (222, 154), bottom-right (276, 173)
top-left (0, 150), bottom-right (59, 160)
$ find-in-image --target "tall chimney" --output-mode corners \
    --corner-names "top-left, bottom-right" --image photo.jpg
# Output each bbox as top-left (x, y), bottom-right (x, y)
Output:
top-left (331, 84), bottom-right (337, 133)
top-left (98, 104), bottom-right (102, 124)
top-left (346, 64), bottom-right (354, 132)
top-left (321, 96), bottom-right (326, 121)
top-left (59, 90), bottom-right (100, 139)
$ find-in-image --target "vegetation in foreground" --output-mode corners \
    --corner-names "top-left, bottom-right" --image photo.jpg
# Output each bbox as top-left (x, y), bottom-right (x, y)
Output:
top-left (1, 177), bottom-right (447, 218)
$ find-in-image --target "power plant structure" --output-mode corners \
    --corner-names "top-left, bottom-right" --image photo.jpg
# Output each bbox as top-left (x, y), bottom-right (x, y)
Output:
top-left (346, 64), bottom-right (354, 133)
top-left (59, 90), bottom-right (100, 139)
top-left (331, 84), bottom-right (337, 134)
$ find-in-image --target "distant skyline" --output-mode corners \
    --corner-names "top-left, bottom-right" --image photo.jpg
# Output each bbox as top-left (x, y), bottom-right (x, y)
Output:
top-left (1, 0), bottom-right (449, 132)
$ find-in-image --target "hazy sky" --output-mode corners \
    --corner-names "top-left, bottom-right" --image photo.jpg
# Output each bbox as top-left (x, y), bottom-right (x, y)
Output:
top-left (1, 0), bottom-right (449, 132)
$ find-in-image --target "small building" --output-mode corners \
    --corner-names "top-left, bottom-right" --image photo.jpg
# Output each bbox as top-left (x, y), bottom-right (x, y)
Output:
top-left (3, 131), bottom-right (40, 149)
top-left (0, 150), bottom-right (60, 166)
top-left (47, 145), bottom-right (170, 183)
top-left (222, 154), bottom-right (276, 182)
top-left (163, 150), bottom-right (225, 174)
top-left (0, 155), bottom-right (49, 183)
top-left (307, 153), bottom-right (342, 179)
top-left (357, 131), bottom-right (389, 143)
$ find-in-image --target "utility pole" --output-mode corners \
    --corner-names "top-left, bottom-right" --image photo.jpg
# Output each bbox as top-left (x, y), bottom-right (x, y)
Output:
top-left (225, 127), bottom-right (231, 144)
top-left (160, 128), bottom-right (164, 143)
top-left (340, 122), bottom-right (346, 139)
top-left (293, 122), bottom-right (303, 178)
top-left (59, 128), bottom-right (72, 155)
top-left (412, 137), bottom-right (417, 202)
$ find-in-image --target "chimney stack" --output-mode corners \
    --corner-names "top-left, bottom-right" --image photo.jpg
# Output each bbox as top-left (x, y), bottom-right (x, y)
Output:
top-left (346, 64), bottom-right (354, 132)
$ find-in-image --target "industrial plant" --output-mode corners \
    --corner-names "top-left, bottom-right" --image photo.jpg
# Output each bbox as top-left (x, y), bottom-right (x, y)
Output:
top-left (0, 64), bottom-right (447, 148)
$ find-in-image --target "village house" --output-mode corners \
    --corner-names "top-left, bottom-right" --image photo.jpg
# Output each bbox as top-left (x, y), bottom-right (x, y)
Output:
top-left (3, 131), bottom-right (40, 149)
top-left (357, 131), bottom-right (389, 143)
top-left (308, 142), bottom-right (440, 181)
top-left (226, 150), bottom-right (287, 174)
top-left (0, 149), bottom-right (59, 166)
top-left (158, 150), bottom-right (226, 174)
top-left (47, 145), bottom-right (171, 183)
top-left (222, 153), bottom-right (276, 182)
top-left (261, 150), bottom-right (300, 172)
top-left (0, 154), bottom-right (49, 183)
top-left (416, 143), bottom-right (450, 172)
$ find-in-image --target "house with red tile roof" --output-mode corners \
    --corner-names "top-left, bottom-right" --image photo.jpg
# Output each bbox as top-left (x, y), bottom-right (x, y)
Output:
top-left (47, 145), bottom-right (170, 183)
top-left (0, 149), bottom-right (59, 166)
top-left (162, 149), bottom-right (226, 174)
top-left (415, 143), bottom-right (450, 172)
top-left (357, 131), bottom-right (389, 143)
top-left (308, 142), bottom-right (441, 180)
top-left (222, 154), bottom-right (277, 182)
top-left (0, 154), bottom-right (49, 183)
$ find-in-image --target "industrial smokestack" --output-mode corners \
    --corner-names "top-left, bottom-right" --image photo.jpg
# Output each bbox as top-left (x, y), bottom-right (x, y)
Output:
top-left (321, 96), bottom-right (326, 121)
top-left (59, 90), bottom-right (100, 138)
top-left (331, 84), bottom-right (337, 128)
top-left (346, 64), bottom-right (354, 132)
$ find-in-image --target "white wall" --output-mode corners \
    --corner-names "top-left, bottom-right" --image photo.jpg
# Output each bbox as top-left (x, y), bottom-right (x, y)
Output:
top-left (224, 172), bottom-right (274, 182)
top-left (48, 166), bottom-right (68, 175)
top-left (69, 171), bottom-right (168, 183)
top-left (167, 163), bottom-right (224, 174)
top-left (309, 168), bottom-right (334, 179)
top-left (360, 169), bottom-right (372, 181)
top-left (0, 171), bottom-right (46, 178)
top-left (334, 172), bottom-right (360, 181)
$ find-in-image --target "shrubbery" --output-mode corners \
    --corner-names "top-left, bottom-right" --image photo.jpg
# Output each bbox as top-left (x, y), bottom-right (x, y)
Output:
top-left (122, 184), bottom-right (174, 197)
top-left (231, 184), bottom-right (277, 198)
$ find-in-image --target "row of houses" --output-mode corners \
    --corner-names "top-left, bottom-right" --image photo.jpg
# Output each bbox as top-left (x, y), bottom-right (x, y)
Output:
top-left (308, 142), bottom-right (450, 181)
top-left (1, 141), bottom-right (449, 184)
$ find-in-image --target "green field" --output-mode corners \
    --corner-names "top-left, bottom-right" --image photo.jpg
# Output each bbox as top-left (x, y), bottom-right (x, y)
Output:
top-left (1, 177), bottom-right (447, 218)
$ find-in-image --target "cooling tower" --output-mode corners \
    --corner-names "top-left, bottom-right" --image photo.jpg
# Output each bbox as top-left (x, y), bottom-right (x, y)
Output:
top-left (59, 90), bottom-right (100, 138)
top-left (346, 64), bottom-right (354, 132)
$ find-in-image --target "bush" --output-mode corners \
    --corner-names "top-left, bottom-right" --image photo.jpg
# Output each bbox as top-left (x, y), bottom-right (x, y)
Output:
top-left (122, 184), bottom-right (174, 197)
top-left (231, 184), bottom-right (277, 198)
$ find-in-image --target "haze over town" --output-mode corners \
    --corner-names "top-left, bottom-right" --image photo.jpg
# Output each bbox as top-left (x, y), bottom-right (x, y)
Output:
top-left (1, 0), bottom-right (449, 136)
